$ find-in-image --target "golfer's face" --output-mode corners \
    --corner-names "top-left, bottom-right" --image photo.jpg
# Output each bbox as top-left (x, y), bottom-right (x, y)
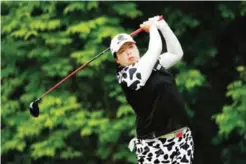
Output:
top-left (116, 42), bottom-right (140, 66)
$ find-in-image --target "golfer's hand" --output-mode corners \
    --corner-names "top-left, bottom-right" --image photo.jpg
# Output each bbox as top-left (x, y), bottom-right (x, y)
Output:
top-left (149, 15), bottom-right (164, 29)
top-left (151, 15), bottom-right (166, 29)
top-left (140, 17), bottom-right (159, 33)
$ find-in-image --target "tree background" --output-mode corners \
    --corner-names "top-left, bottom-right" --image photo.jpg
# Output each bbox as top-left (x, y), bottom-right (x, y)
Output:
top-left (1, 1), bottom-right (246, 164)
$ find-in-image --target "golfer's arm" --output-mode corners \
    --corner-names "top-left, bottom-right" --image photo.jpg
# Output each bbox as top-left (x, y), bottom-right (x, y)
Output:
top-left (117, 27), bottom-right (162, 90)
top-left (158, 20), bottom-right (183, 69)
top-left (136, 26), bottom-right (162, 86)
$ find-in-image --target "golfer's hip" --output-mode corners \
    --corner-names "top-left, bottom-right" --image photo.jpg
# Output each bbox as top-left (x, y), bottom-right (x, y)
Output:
top-left (128, 127), bottom-right (194, 164)
top-left (128, 126), bottom-right (192, 151)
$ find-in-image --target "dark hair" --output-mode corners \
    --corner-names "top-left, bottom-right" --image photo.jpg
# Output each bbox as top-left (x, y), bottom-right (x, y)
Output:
top-left (113, 53), bottom-right (117, 59)
top-left (113, 52), bottom-right (121, 68)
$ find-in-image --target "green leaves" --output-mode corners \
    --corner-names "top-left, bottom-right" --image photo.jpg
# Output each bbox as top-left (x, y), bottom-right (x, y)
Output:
top-left (41, 58), bottom-right (73, 77)
top-left (164, 8), bottom-right (200, 36)
top-left (214, 70), bottom-right (246, 137)
top-left (64, 2), bottom-right (86, 15)
top-left (31, 130), bottom-right (68, 159)
top-left (176, 62), bottom-right (206, 93)
top-left (2, 137), bottom-right (26, 153)
top-left (213, 66), bottom-right (246, 163)
top-left (177, 69), bottom-right (205, 91)
top-left (28, 19), bottom-right (61, 31)
top-left (213, 75), bottom-right (246, 164)
top-left (226, 80), bottom-right (246, 101)
top-left (218, 4), bottom-right (236, 20)
top-left (116, 105), bottom-right (134, 118)
top-left (63, 2), bottom-right (98, 15)
top-left (240, 1), bottom-right (246, 16)
top-left (71, 49), bottom-right (97, 65)
top-left (2, 19), bottom-right (19, 34)
top-left (42, 34), bottom-right (72, 46)
top-left (67, 22), bottom-right (91, 35)
top-left (112, 3), bottom-right (142, 18)
top-left (60, 147), bottom-right (82, 159)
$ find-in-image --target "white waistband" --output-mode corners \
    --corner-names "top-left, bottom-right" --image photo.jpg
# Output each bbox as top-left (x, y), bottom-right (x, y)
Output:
top-left (128, 127), bottom-right (189, 152)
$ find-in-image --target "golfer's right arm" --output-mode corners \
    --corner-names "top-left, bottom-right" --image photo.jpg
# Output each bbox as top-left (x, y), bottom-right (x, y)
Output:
top-left (135, 24), bottom-right (162, 87)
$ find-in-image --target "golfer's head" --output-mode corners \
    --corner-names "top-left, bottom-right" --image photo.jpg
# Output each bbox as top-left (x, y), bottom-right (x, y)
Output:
top-left (110, 33), bottom-right (140, 66)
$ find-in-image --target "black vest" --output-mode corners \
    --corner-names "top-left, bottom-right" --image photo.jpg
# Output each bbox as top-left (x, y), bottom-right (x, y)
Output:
top-left (119, 66), bottom-right (190, 137)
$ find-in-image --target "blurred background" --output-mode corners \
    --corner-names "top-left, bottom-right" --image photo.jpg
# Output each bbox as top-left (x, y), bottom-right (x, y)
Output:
top-left (1, 1), bottom-right (246, 164)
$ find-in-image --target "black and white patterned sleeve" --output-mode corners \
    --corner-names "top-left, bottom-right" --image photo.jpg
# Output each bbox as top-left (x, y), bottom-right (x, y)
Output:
top-left (117, 64), bottom-right (144, 90)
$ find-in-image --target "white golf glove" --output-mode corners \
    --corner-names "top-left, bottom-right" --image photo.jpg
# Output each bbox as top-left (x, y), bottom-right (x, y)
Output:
top-left (148, 15), bottom-right (163, 29)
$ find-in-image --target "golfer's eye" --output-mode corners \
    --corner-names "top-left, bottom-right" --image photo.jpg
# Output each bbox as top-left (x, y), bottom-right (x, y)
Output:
top-left (119, 49), bottom-right (126, 54)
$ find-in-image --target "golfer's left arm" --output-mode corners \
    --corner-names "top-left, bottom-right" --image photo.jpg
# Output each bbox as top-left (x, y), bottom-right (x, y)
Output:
top-left (158, 19), bottom-right (184, 69)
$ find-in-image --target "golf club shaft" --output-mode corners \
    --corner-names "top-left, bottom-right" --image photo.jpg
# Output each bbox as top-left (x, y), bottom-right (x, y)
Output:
top-left (40, 48), bottom-right (110, 99)
top-left (39, 16), bottom-right (164, 99)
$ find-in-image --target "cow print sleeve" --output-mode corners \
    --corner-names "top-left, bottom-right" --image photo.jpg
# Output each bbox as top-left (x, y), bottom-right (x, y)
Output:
top-left (117, 64), bottom-right (144, 91)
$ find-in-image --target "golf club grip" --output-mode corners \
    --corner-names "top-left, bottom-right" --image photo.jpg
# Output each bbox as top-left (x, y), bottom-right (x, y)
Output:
top-left (130, 15), bottom-right (164, 37)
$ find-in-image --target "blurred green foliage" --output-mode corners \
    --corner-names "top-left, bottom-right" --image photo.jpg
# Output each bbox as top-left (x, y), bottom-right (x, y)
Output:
top-left (213, 66), bottom-right (246, 164)
top-left (1, 1), bottom-right (246, 164)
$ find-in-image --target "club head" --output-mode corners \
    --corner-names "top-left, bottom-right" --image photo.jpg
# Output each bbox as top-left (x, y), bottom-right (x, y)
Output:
top-left (29, 98), bottom-right (41, 117)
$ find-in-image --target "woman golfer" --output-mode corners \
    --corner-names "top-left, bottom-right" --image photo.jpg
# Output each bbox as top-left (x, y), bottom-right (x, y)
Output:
top-left (110, 16), bottom-right (194, 164)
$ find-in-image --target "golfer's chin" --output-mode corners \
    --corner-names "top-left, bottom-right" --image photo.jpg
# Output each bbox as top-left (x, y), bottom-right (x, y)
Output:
top-left (120, 58), bottom-right (139, 66)
top-left (127, 59), bottom-right (138, 65)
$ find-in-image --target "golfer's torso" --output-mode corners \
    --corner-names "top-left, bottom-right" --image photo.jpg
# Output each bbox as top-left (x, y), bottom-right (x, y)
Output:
top-left (121, 68), bottom-right (185, 137)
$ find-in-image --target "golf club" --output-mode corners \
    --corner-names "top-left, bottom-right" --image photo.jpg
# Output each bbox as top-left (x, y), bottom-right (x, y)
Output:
top-left (30, 16), bottom-right (164, 117)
